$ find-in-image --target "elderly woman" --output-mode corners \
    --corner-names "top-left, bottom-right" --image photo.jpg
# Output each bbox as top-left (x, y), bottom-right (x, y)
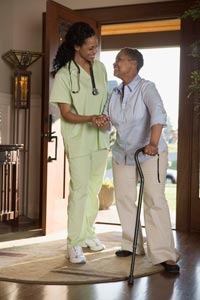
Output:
top-left (104, 48), bottom-right (180, 273)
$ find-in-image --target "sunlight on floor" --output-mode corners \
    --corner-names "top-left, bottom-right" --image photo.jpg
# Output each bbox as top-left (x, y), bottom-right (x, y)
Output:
top-left (0, 224), bottom-right (122, 250)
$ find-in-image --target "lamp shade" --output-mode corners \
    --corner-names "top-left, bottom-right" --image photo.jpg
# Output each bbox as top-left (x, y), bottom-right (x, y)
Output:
top-left (2, 50), bottom-right (42, 69)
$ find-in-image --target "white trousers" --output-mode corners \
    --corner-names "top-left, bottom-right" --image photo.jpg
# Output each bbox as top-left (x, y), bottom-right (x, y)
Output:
top-left (112, 151), bottom-right (178, 265)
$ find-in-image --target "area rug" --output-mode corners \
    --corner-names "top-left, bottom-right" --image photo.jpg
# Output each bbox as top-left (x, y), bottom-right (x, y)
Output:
top-left (0, 231), bottom-right (163, 285)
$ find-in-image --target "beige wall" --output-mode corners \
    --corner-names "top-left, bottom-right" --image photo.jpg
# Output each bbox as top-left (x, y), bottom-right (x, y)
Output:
top-left (0, 0), bottom-right (170, 221)
top-left (0, 0), bottom-right (169, 94)
top-left (0, 0), bottom-right (46, 95)
top-left (0, 0), bottom-right (14, 94)
top-left (0, 0), bottom-right (46, 219)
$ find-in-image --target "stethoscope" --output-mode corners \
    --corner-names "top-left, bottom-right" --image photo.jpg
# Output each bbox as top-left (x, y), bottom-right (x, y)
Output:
top-left (68, 60), bottom-right (99, 95)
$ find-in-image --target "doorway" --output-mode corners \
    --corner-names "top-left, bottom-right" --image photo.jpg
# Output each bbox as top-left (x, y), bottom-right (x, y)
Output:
top-left (96, 47), bottom-right (180, 229)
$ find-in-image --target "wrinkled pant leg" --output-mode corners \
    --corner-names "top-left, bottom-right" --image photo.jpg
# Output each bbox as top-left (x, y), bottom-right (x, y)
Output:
top-left (141, 151), bottom-right (177, 264)
top-left (113, 159), bottom-right (144, 253)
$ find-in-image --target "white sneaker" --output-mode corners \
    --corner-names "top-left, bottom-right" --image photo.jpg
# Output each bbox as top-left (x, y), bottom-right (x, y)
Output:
top-left (83, 238), bottom-right (105, 251)
top-left (66, 246), bottom-right (86, 264)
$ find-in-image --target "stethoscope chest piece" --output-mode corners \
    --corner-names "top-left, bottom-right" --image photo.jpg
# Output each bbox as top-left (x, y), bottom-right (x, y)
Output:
top-left (92, 88), bottom-right (99, 95)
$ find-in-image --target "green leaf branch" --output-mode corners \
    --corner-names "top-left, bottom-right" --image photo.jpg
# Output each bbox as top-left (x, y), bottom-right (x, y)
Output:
top-left (182, 1), bottom-right (200, 103)
top-left (188, 70), bottom-right (200, 99)
top-left (181, 0), bottom-right (200, 21)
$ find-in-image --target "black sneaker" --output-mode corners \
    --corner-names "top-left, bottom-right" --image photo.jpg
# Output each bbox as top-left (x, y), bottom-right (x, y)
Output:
top-left (161, 261), bottom-right (180, 273)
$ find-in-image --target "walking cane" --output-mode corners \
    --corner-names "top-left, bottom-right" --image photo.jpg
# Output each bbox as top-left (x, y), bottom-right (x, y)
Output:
top-left (128, 147), bottom-right (145, 285)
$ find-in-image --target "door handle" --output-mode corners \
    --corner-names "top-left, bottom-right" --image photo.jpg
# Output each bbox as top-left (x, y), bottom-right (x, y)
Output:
top-left (48, 114), bottom-right (58, 162)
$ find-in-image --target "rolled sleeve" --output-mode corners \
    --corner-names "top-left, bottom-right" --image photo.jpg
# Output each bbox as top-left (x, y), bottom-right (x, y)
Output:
top-left (50, 67), bottom-right (72, 105)
top-left (143, 82), bottom-right (167, 127)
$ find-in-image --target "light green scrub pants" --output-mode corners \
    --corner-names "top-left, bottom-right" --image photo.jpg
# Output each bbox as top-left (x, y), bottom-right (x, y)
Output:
top-left (67, 149), bottom-right (108, 247)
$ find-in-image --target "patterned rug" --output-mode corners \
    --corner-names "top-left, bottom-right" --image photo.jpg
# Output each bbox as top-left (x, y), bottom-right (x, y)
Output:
top-left (0, 231), bottom-right (163, 285)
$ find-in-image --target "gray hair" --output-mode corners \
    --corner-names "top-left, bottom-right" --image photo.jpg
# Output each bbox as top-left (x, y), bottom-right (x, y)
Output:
top-left (120, 48), bottom-right (144, 72)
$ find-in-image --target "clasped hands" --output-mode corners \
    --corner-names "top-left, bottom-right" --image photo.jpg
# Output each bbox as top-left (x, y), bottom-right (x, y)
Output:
top-left (92, 114), bottom-right (110, 129)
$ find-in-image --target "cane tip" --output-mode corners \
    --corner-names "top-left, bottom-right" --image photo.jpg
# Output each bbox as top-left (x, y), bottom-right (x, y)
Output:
top-left (128, 275), bottom-right (134, 286)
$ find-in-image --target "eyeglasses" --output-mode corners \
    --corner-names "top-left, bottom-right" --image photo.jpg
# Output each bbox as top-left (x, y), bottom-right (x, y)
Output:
top-left (68, 60), bottom-right (99, 95)
top-left (114, 57), bottom-right (135, 63)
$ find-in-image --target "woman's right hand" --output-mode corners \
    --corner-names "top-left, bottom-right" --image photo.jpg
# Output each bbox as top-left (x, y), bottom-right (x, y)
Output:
top-left (94, 115), bottom-right (110, 127)
top-left (91, 114), bottom-right (110, 130)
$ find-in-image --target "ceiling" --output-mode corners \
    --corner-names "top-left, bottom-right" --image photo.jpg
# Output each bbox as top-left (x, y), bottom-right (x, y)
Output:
top-left (55, 0), bottom-right (173, 10)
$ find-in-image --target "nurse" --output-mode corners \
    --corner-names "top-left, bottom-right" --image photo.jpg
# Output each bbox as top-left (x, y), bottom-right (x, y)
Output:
top-left (50, 22), bottom-right (110, 264)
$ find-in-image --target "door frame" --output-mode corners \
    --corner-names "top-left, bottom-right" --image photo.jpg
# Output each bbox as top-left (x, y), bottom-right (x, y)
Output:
top-left (40, 0), bottom-right (199, 234)
top-left (40, 0), bottom-right (100, 234)
top-left (76, 0), bottom-right (200, 232)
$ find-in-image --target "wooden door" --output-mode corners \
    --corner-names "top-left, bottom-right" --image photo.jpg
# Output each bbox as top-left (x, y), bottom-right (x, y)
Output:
top-left (176, 17), bottom-right (200, 232)
top-left (41, 0), bottom-right (100, 234)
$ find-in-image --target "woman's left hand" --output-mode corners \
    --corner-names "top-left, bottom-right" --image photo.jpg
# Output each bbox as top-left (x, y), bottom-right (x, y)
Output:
top-left (144, 144), bottom-right (158, 156)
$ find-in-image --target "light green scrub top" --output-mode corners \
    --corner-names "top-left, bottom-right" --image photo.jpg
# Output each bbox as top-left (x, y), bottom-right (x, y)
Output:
top-left (50, 60), bottom-right (109, 158)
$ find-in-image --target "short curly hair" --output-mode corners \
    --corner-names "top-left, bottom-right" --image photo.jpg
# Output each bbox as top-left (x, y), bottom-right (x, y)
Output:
top-left (52, 22), bottom-right (95, 74)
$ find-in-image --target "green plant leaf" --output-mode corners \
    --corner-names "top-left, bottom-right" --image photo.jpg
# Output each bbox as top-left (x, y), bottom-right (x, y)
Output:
top-left (181, 0), bottom-right (200, 21)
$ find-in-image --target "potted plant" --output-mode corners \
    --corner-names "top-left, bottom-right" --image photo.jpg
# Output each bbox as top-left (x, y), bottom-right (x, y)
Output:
top-left (99, 179), bottom-right (114, 210)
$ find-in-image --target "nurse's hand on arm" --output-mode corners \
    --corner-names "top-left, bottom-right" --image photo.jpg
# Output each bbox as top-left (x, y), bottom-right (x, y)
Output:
top-left (58, 103), bottom-right (110, 131)
top-left (144, 124), bottom-right (163, 156)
